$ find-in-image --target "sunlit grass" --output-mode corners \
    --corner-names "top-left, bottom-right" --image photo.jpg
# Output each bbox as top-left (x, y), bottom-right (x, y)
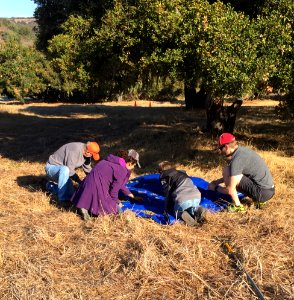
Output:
top-left (0, 99), bottom-right (293, 299)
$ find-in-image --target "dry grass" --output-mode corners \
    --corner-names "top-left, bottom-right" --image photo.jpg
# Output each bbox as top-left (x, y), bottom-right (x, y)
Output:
top-left (0, 98), bottom-right (293, 299)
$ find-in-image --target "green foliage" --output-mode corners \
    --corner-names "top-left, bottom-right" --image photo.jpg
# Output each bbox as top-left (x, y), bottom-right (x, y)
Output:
top-left (0, 38), bottom-right (57, 100)
top-left (47, 16), bottom-right (93, 96)
top-left (0, 18), bottom-right (36, 46)
top-left (43, 0), bottom-right (293, 113)
top-left (34, 0), bottom-right (114, 50)
top-left (261, 0), bottom-right (294, 118)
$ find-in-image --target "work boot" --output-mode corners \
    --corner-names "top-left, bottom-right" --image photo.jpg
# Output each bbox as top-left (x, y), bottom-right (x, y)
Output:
top-left (78, 208), bottom-right (91, 221)
top-left (181, 209), bottom-right (197, 226)
top-left (194, 206), bottom-right (208, 224)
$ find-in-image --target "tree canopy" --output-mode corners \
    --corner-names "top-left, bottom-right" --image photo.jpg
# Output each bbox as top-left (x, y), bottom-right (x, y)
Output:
top-left (1, 0), bottom-right (293, 120)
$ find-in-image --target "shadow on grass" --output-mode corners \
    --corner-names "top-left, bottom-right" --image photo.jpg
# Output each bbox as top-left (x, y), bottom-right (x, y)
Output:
top-left (16, 175), bottom-right (47, 193)
top-left (16, 174), bottom-right (81, 214)
top-left (0, 102), bottom-right (293, 173)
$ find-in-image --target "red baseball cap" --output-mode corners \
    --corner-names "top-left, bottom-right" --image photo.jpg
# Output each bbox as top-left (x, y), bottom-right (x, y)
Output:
top-left (218, 133), bottom-right (235, 146)
top-left (87, 142), bottom-right (100, 160)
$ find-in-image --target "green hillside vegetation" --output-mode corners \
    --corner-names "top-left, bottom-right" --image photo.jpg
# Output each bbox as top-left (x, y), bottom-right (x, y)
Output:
top-left (0, 18), bottom-right (57, 102)
top-left (0, 18), bottom-right (36, 47)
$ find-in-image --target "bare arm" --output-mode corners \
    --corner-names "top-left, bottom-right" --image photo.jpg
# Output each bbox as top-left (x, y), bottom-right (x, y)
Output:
top-left (209, 174), bottom-right (242, 206)
top-left (214, 175), bottom-right (241, 206)
top-left (208, 177), bottom-right (224, 191)
top-left (226, 175), bottom-right (241, 206)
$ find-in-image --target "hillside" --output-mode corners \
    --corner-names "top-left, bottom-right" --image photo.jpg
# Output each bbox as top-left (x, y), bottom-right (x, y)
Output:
top-left (0, 17), bottom-right (36, 47)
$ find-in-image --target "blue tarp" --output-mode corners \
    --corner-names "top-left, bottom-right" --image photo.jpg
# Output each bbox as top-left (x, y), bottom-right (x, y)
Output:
top-left (121, 173), bottom-right (244, 225)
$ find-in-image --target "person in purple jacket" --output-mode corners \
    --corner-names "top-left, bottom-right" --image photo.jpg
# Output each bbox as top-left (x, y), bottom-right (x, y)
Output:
top-left (71, 149), bottom-right (140, 220)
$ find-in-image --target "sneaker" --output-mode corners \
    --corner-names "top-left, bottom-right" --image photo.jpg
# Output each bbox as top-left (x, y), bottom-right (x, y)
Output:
top-left (227, 203), bottom-right (247, 213)
top-left (240, 197), bottom-right (254, 208)
top-left (181, 210), bottom-right (197, 226)
top-left (46, 181), bottom-right (57, 194)
top-left (59, 200), bottom-right (72, 209)
top-left (255, 201), bottom-right (268, 209)
top-left (194, 207), bottom-right (208, 224)
top-left (78, 208), bottom-right (91, 221)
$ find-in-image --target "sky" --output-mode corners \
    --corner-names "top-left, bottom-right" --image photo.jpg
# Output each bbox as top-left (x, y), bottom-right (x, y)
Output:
top-left (0, 0), bottom-right (37, 18)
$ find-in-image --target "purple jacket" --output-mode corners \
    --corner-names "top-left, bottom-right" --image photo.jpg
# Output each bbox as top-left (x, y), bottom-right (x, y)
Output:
top-left (71, 154), bottom-right (131, 215)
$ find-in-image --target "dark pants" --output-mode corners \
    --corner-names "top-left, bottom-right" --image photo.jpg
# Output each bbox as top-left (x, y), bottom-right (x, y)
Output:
top-left (237, 176), bottom-right (275, 203)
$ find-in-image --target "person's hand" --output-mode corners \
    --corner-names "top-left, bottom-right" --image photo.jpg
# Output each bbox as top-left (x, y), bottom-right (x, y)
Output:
top-left (133, 195), bottom-right (144, 202)
top-left (208, 182), bottom-right (217, 191)
top-left (128, 193), bottom-right (144, 202)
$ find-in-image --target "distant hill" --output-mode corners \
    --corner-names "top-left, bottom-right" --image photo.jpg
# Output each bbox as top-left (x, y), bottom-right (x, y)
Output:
top-left (10, 17), bottom-right (36, 24)
top-left (0, 17), bottom-right (37, 47)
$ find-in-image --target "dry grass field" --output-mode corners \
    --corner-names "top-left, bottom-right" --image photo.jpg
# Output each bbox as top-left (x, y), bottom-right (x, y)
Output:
top-left (0, 98), bottom-right (293, 300)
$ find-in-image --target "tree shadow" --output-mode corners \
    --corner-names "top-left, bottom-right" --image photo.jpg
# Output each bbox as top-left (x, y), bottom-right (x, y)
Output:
top-left (0, 104), bottom-right (207, 168)
top-left (237, 105), bottom-right (293, 156)
top-left (0, 101), bottom-right (292, 175)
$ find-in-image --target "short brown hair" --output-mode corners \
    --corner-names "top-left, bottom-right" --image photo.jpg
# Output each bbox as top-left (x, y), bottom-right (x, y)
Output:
top-left (116, 150), bottom-right (136, 164)
top-left (158, 161), bottom-right (174, 172)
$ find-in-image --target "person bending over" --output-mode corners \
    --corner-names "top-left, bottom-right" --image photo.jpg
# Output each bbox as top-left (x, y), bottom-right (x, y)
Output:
top-left (158, 161), bottom-right (207, 226)
top-left (71, 149), bottom-right (141, 220)
top-left (45, 141), bottom-right (100, 204)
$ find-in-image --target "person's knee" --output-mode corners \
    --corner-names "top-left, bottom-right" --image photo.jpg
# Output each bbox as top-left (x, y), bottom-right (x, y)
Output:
top-left (59, 166), bottom-right (70, 178)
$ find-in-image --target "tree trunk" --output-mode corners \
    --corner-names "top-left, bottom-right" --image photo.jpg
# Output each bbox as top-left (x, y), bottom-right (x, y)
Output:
top-left (206, 96), bottom-right (243, 135)
top-left (184, 84), bottom-right (207, 109)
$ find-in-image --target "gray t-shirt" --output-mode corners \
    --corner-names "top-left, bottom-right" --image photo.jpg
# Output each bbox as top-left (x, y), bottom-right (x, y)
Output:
top-left (229, 146), bottom-right (274, 189)
top-left (47, 142), bottom-right (92, 176)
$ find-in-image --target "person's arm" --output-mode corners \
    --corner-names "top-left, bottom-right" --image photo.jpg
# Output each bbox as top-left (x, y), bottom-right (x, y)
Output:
top-left (82, 156), bottom-right (92, 175)
top-left (208, 178), bottom-right (224, 191)
top-left (160, 179), bottom-right (172, 211)
top-left (164, 195), bottom-right (173, 211)
top-left (227, 175), bottom-right (241, 206)
top-left (70, 173), bottom-right (82, 184)
top-left (213, 175), bottom-right (241, 206)
top-left (120, 185), bottom-right (132, 196)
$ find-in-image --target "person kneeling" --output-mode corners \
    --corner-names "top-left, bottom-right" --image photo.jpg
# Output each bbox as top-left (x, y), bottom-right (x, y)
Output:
top-left (158, 161), bottom-right (208, 226)
top-left (71, 150), bottom-right (140, 220)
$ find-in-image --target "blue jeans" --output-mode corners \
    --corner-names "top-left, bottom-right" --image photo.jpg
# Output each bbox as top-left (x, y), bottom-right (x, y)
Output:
top-left (45, 163), bottom-right (75, 201)
top-left (174, 199), bottom-right (201, 219)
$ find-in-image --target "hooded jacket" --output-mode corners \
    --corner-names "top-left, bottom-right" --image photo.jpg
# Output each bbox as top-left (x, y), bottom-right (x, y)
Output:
top-left (71, 154), bottom-right (131, 215)
top-left (160, 168), bottom-right (201, 210)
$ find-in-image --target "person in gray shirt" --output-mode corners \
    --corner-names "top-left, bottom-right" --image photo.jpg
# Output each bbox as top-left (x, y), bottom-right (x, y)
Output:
top-left (45, 141), bottom-right (100, 204)
top-left (208, 133), bottom-right (275, 209)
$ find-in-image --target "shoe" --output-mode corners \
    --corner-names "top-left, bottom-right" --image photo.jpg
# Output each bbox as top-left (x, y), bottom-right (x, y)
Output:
top-left (194, 207), bottom-right (208, 224)
top-left (46, 181), bottom-right (57, 194)
top-left (227, 204), bottom-right (247, 213)
top-left (255, 201), bottom-right (268, 209)
top-left (78, 208), bottom-right (91, 221)
top-left (59, 200), bottom-right (72, 209)
top-left (240, 197), bottom-right (254, 208)
top-left (181, 210), bottom-right (197, 226)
